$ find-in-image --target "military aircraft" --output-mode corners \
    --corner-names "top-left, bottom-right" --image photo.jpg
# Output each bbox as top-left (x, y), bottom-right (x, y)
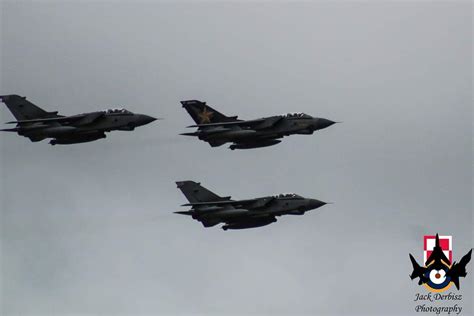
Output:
top-left (175, 181), bottom-right (328, 230)
top-left (180, 100), bottom-right (338, 150)
top-left (0, 94), bottom-right (157, 145)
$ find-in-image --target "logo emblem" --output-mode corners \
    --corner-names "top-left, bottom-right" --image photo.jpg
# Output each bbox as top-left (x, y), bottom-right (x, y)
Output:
top-left (198, 107), bottom-right (214, 124)
top-left (409, 234), bottom-right (472, 292)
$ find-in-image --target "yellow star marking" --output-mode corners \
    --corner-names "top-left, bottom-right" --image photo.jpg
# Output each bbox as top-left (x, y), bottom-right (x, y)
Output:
top-left (198, 107), bottom-right (214, 124)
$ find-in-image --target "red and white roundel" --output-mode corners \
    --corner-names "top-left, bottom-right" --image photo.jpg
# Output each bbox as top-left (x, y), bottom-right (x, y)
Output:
top-left (424, 235), bottom-right (452, 265)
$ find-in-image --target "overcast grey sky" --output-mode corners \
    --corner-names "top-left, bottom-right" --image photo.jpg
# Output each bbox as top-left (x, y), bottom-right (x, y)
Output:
top-left (0, 1), bottom-right (472, 315)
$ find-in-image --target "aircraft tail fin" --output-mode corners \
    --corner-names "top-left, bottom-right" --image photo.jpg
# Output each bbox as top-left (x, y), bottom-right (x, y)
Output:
top-left (176, 181), bottom-right (228, 203)
top-left (180, 100), bottom-right (239, 125)
top-left (0, 95), bottom-right (59, 121)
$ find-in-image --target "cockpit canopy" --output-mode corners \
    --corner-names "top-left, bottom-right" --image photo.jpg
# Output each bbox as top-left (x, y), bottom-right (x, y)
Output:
top-left (105, 108), bottom-right (132, 114)
top-left (282, 112), bottom-right (312, 118)
top-left (274, 193), bottom-right (304, 199)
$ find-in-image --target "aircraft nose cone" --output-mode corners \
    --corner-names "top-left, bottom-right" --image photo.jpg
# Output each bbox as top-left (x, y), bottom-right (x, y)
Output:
top-left (314, 118), bottom-right (337, 130)
top-left (307, 199), bottom-right (327, 210)
top-left (138, 115), bottom-right (157, 126)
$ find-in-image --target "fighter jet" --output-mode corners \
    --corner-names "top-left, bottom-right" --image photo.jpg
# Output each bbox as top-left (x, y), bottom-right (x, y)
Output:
top-left (0, 94), bottom-right (157, 145)
top-left (180, 100), bottom-right (338, 150)
top-left (175, 181), bottom-right (328, 230)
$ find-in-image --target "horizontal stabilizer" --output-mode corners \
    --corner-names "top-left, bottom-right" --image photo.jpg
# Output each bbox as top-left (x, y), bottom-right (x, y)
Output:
top-left (174, 211), bottom-right (194, 215)
top-left (190, 206), bottom-right (224, 212)
top-left (6, 115), bottom-right (79, 125)
top-left (180, 132), bottom-right (200, 136)
top-left (190, 127), bottom-right (232, 134)
top-left (181, 199), bottom-right (249, 207)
